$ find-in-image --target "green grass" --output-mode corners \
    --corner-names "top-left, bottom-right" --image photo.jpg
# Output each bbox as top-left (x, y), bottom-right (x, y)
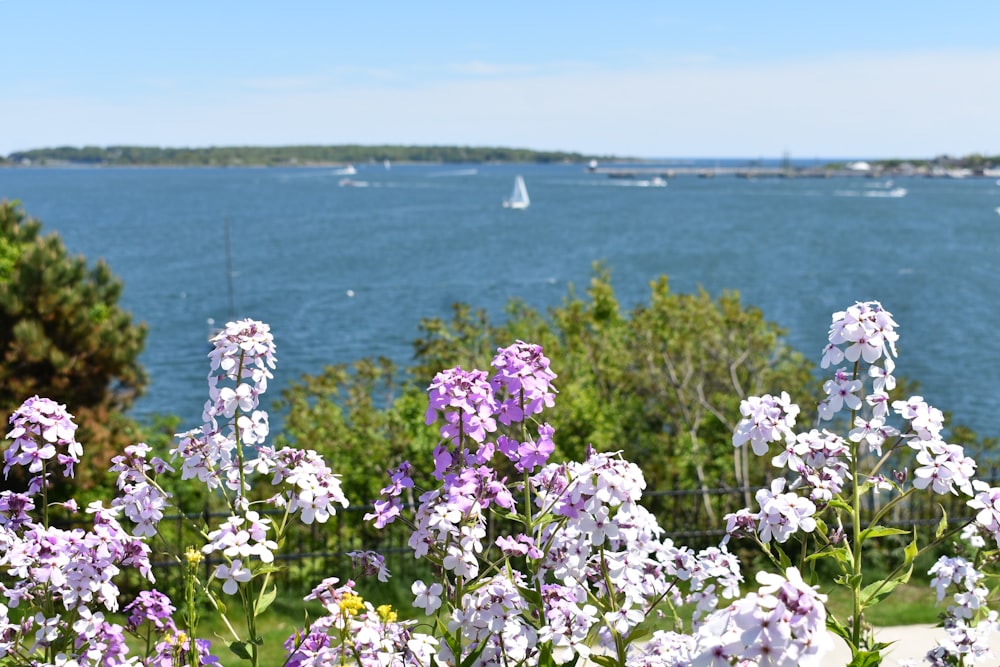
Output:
top-left (822, 582), bottom-right (945, 627)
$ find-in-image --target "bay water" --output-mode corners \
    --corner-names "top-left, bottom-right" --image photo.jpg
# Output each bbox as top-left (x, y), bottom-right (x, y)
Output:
top-left (2, 163), bottom-right (998, 444)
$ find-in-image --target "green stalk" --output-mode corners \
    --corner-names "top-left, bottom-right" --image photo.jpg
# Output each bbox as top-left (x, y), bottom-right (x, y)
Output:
top-left (848, 360), bottom-right (864, 651)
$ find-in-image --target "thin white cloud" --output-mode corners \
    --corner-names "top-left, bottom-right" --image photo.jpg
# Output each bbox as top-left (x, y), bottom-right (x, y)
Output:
top-left (2, 49), bottom-right (998, 158)
top-left (446, 61), bottom-right (538, 76)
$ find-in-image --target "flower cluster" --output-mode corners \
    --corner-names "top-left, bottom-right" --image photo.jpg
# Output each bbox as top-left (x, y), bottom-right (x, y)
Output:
top-left (0, 496), bottom-right (156, 664)
top-left (2, 318), bottom-right (360, 666)
top-left (490, 340), bottom-right (558, 423)
top-left (284, 578), bottom-right (437, 667)
top-left (366, 342), bottom-right (760, 666)
top-left (265, 445), bottom-right (349, 524)
top-left (731, 392), bottom-right (799, 456)
top-left (6, 303), bottom-right (999, 667)
top-left (3, 395), bottom-right (82, 492)
top-left (630, 568), bottom-right (830, 667)
top-left (109, 442), bottom-right (174, 537)
top-left (727, 300), bottom-right (1000, 665)
top-left (913, 556), bottom-right (1000, 665)
top-left (167, 320), bottom-right (351, 599)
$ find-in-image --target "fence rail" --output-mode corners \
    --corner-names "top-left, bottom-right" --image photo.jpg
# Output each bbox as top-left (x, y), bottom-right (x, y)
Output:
top-left (45, 478), bottom-right (995, 601)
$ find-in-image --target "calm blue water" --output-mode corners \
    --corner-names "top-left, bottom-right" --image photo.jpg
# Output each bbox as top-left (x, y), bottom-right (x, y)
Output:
top-left (2, 164), bottom-right (999, 442)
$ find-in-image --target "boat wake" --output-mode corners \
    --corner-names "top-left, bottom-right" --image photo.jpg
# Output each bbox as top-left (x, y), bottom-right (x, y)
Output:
top-left (428, 168), bottom-right (479, 177)
top-left (834, 187), bottom-right (907, 198)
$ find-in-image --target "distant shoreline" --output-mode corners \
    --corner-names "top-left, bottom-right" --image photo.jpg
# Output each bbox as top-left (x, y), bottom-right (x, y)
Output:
top-left (1, 145), bottom-right (997, 176)
top-left (0, 145), bottom-right (605, 169)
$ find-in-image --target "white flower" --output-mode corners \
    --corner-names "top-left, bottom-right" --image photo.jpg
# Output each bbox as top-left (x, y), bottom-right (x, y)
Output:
top-left (214, 559), bottom-right (252, 595)
top-left (412, 580), bottom-right (443, 614)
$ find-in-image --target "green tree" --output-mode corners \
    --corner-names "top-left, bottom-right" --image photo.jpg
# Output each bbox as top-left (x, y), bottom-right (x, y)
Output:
top-left (277, 264), bottom-right (819, 539)
top-left (0, 200), bottom-right (148, 498)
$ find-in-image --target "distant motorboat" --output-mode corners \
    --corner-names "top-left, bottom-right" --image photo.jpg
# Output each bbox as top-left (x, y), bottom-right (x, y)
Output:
top-left (333, 164), bottom-right (357, 176)
top-left (502, 175), bottom-right (530, 209)
top-left (864, 187), bottom-right (907, 198)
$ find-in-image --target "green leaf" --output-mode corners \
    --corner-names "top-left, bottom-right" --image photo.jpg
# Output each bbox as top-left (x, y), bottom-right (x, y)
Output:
top-left (516, 584), bottom-right (543, 609)
top-left (835, 573), bottom-right (863, 589)
top-left (773, 544), bottom-right (793, 570)
top-left (252, 564), bottom-right (283, 577)
top-left (828, 498), bottom-right (854, 514)
top-left (859, 525), bottom-right (909, 543)
top-left (255, 585), bottom-right (277, 617)
top-left (935, 505), bottom-right (949, 539)
top-left (904, 529), bottom-right (919, 567)
top-left (458, 638), bottom-right (489, 667)
top-left (588, 656), bottom-right (620, 667)
top-left (805, 546), bottom-right (852, 566)
top-left (860, 574), bottom-right (909, 607)
top-left (826, 615), bottom-right (853, 645)
top-left (229, 641), bottom-right (252, 660)
top-left (847, 649), bottom-right (884, 667)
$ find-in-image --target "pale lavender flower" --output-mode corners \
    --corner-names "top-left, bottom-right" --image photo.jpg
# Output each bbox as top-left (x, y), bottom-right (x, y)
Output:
top-left (968, 483), bottom-right (1000, 547)
top-left (732, 392), bottom-right (799, 456)
top-left (848, 415), bottom-right (893, 456)
top-left (826, 300), bottom-right (898, 364)
top-left (411, 580), bottom-right (444, 615)
top-left (0, 491), bottom-right (35, 530)
top-left (4, 396), bottom-right (82, 486)
top-left (869, 356), bottom-right (896, 392)
top-left (214, 559), bottom-right (252, 595)
top-left (203, 511), bottom-right (278, 564)
top-left (694, 567), bottom-right (831, 667)
top-left (894, 395), bottom-right (945, 441)
top-left (912, 441), bottom-right (976, 496)
top-left (820, 367), bottom-right (863, 420)
top-left (269, 447), bottom-right (349, 524)
top-left (208, 319), bottom-right (277, 385)
top-left (110, 443), bottom-right (174, 537)
top-left (753, 478), bottom-right (817, 544)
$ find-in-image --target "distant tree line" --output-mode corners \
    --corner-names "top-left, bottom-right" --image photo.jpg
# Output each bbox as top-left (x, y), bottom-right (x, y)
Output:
top-left (4, 144), bottom-right (610, 166)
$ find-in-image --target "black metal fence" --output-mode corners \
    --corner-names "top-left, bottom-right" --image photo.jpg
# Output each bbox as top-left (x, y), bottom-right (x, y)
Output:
top-left (98, 476), bottom-right (993, 602)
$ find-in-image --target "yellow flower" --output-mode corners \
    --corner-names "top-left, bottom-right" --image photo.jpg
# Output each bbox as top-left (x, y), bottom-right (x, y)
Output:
top-left (184, 547), bottom-right (204, 567)
top-left (339, 591), bottom-right (364, 617)
top-left (376, 604), bottom-right (397, 623)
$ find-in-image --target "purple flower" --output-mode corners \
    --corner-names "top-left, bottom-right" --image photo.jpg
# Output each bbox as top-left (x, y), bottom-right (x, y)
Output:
top-left (490, 341), bottom-right (558, 423)
top-left (425, 367), bottom-right (498, 446)
top-left (124, 589), bottom-right (177, 632)
top-left (4, 395), bottom-right (82, 487)
top-left (347, 550), bottom-right (391, 582)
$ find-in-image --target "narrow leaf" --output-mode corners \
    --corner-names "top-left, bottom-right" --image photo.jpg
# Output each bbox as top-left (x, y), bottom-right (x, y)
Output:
top-left (935, 504), bottom-right (949, 540)
top-left (859, 525), bottom-right (909, 542)
top-left (255, 585), bottom-right (278, 617)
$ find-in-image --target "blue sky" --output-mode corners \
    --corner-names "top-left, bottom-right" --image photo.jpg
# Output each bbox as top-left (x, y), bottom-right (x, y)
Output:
top-left (2, 2), bottom-right (998, 158)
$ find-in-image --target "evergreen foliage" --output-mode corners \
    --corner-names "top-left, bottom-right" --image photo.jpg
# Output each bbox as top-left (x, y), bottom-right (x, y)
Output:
top-left (0, 200), bottom-right (148, 497)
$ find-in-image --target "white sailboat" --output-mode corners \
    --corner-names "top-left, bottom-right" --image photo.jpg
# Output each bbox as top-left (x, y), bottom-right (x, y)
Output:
top-left (503, 175), bottom-right (530, 209)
